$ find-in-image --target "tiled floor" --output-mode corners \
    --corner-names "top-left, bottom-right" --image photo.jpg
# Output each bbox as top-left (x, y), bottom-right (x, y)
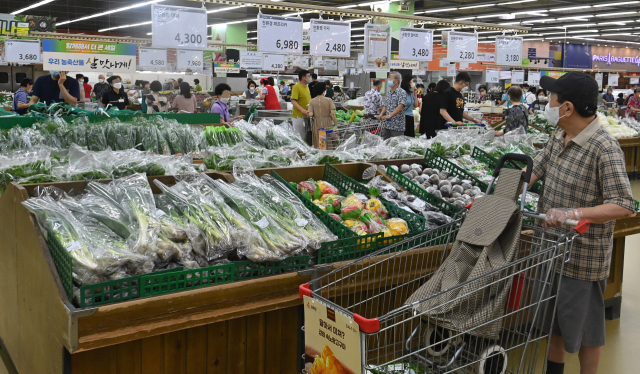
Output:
top-left (1, 182), bottom-right (639, 374)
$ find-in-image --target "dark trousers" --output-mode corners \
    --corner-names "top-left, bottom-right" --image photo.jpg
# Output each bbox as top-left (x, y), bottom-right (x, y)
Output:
top-left (404, 115), bottom-right (415, 138)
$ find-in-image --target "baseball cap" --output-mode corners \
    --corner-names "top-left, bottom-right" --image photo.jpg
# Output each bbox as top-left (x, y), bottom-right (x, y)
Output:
top-left (540, 72), bottom-right (598, 111)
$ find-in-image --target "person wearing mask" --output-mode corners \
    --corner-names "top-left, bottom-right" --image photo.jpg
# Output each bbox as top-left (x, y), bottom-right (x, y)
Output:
top-left (379, 71), bottom-right (407, 140)
top-left (477, 85), bottom-right (488, 101)
top-left (257, 77), bottom-right (281, 110)
top-left (291, 70), bottom-right (312, 139)
top-left (427, 82), bottom-right (436, 94)
top-left (29, 71), bottom-right (81, 106)
top-left (101, 76), bottom-right (129, 110)
top-left (529, 89), bottom-right (549, 114)
top-left (308, 82), bottom-right (338, 148)
top-left (93, 74), bottom-right (110, 102)
top-left (12, 78), bottom-right (33, 115)
top-left (401, 74), bottom-right (419, 138)
top-left (440, 72), bottom-right (483, 127)
top-left (172, 81), bottom-right (198, 113)
top-left (364, 80), bottom-right (384, 117)
top-left (420, 80), bottom-right (451, 138)
top-left (533, 71), bottom-right (634, 374)
top-left (194, 79), bottom-right (202, 92)
top-left (602, 88), bottom-right (615, 108)
top-left (308, 73), bottom-right (319, 98)
top-left (243, 81), bottom-right (259, 100)
top-left (499, 85), bottom-right (525, 108)
top-left (76, 74), bottom-right (85, 101)
top-left (145, 80), bottom-right (169, 114)
top-left (280, 80), bottom-right (290, 96)
top-left (324, 80), bottom-right (334, 99)
top-left (495, 86), bottom-right (528, 135)
top-left (210, 83), bottom-right (243, 125)
top-left (332, 86), bottom-right (348, 103)
top-left (625, 87), bottom-right (640, 119)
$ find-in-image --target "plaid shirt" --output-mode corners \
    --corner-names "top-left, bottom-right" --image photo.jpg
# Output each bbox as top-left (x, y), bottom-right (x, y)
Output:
top-left (533, 117), bottom-right (635, 281)
top-left (382, 87), bottom-right (407, 131)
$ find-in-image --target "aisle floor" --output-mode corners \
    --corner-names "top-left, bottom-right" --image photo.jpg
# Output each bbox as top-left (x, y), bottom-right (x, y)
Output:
top-left (1, 182), bottom-right (639, 374)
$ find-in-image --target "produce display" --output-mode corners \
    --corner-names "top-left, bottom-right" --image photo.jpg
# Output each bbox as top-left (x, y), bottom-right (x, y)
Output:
top-left (26, 101), bottom-right (141, 118)
top-left (530, 110), bottom-right (640, 139)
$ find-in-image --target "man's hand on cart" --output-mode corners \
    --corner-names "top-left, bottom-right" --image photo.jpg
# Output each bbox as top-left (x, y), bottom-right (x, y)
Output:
top-left (541, 208), bottom-right (583, 229)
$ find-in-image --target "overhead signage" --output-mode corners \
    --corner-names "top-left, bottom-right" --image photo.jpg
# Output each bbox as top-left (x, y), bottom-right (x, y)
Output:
top-left (177, 49), bottom-right (204, 71)
top-left (528, 71), bottom-right (541, 86)
top-left (363, 23), bottom-right (391, 72)
top-left (631, 77), bottom-right (639, 85)
top-left (594, 72), bottom-right (604, 91)
top-left (0, 14), bottom-right (57, 36)
top-left (258, 14), bottom-right (303, 54)
top-left (477, 52), bottom-right (495, 63)
top-left (608, 73), bottom-right (619, 86)
top-left (42, 39), bottom-right (136, 72)
top-left (291, 54), bottom-right (309, 69)
top-left (447, 31), bottom-right (478, 63)
top-left (309, 19), bottom-right (350, 57)
top-left (390, 58), bottom-right (420, 70)
top-left (345, 59), bottom-right (356, 68)
top-left (399, 27), bottom-right (433, 61)
top-left (214, 62), bottom-right (240, 73)
top-left (138, 48), bottom-right (167, 70)
top-left (447, 63), bottom-right (456, 77)
top-left (512, 70), bottom-right (525, 84)
top-left (439, 57), bottom-right (448, 68)
top-left (593, 53), bottom-right (640, 66)
top-left (262, 53), bottom-right (286, 71)
top-left (496, 36), bottom-right (523, 65)
top-left (4, 39), bottom-right (41, 64)
top-left (487, 69), bottom-right (500, 83)
top-left (151, 4), bottom-right (207, 50)
top-left (240, 51), bottom-right (263, 70)
top-left (324, 58), bottom-right (338, 71)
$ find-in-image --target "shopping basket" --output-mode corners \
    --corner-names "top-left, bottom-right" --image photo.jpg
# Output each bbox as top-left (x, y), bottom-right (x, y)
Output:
top-left (319, 118), bottom-right (382, 150)
top-left (300, 154), bottom-right (590, 374)
top-left (436, 122), bottom-right (490, 135)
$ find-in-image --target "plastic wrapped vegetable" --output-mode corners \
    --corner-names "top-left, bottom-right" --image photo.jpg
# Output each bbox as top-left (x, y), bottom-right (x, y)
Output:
top-left (360, 209), bottom-right (384, 234)
top-left (386, 218), bottom-right (409, 236)
top-left (317, 180), bottom-right (340, 195)
top-left (340, 194), bottom-right (364, 220)
top-left (344, 219), bottom-right (369, 236)
top-left (366, 188), bottom-right (390, 219)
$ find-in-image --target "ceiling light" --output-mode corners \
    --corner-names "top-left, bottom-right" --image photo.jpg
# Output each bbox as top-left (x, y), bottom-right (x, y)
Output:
top-left (357, 1), bottom-right (386, 6)
top-left (595, 11), bottom-right (637, 17)
top-left (511, 10), bottom-right (548, 15)
top-left (454, 17), bottom-right (476, 20)
top-left (538, 32), bottom-right (568, 35)
top-left (555, 16), bottom-right (591, 21)
top-left (568, 29), bottom-right (598, 33)
top-left (499, 21), bottom-right (522, 25)
top-left (476, 14), bottom-right (502, 18)
top-left (593, 1), bottom-right (639, 7)
top-left (598, 21), bottom-right (628, 25)
top-left (99, 20), bottom-right (152, 32)
top-left (207, 5), bottom-right (245, 13)
top-left (523, 18), bottom-right (556, 23)
top-left (459, 3), bottom-right (495, 9)
top-left (346, 18), bottom-right (370, 22)
top-left (601, 27), bottom-right (633, 31)
top-left (421, 7), bottom-right (457, 13)
top-left (338, 4), bottom-right (358, 8)
top-left (147, 32), bottom-right (153, 35)
top-left (10, 0), bottom-right (56, 15)
top-left (498, 0), bottom-right (537, 4)
top-left (57, 0), bottom-right (164, 26)
top-left (248, 37), bottom-right (257, 40)
top-left (550, 5), bottom-right (592, 12)
top-left (600, 32), bottom-right (634, 36)
top-left (563, 23), bottom-right (596, 28)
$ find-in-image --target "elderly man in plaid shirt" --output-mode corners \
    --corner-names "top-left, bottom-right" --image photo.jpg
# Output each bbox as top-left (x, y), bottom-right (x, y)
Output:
top-left (530, 72), bottom-right (635, 374)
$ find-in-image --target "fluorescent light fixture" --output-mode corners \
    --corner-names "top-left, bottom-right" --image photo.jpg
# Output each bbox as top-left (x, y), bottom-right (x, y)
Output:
top-left (351, 35), bottom-right (365, 39)
top-left (555, 16), bottom-right (591, 21)
top-left (459, 3), bottom-right (495, 9)
top-left (147, 32), bottom-right (153, 35)
top-left (550, 6), bottom-right (592, 12)
top-left (538, 31), bottom-right (568, 35)
top-left (421, 7), bottom-right (457, 13)
top-left (563, 23), bottom-right (596, 28)
top-left (523, 18), bottom-right (556, 23)
top-left (358, 1), bottom-right (387, 6)
top-left (209, 18), bottom-right (257, 27)
top-left (346, 18), bottom-right (370, 22)
top-left (511, 10), bottom-right (548, 15)
top-left (595, 11), bottom-right (637, 17)
top-left (57, 0), bottom-right (165, 26)
top-left (593, 1), bottom-right (639, 7)
top-left (568, 29), bottom-right (599, 33)
top-left (522, 38), bottom-right (544, 41)
top-left (351, 27), bottom-right (365, 31)
top-left (499, 21), bottom-right (522, 25)
top-left (497, 0), bottom-right (537, 5)
top-left (11, 0), bottom-right (56, 15)
top-left (99, 20), bottom-right (152, 32)
top-left (597, 21), bottom-right (628, 25)
top-left (600, 27), bottom-right (633, 31)
top-left (600, 32), bottom-right (634, 35)
top-left (338, 5), bottom-right (358, 8)
top-left (207, 5), bottom-right (245, 13)
top-left (454, 17), bottom-right (476, 20)
top-left (477, 30), bottom-right (502, 33)
top-left (248, 37), bottom-right (257, 40)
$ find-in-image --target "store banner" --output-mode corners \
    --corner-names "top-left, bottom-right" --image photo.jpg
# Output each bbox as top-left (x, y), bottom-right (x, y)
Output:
top-left (594, 72), bottom-right (603, 91)
top-left (0, 13), bottom-right (56, 36)
top-left (214, 62), bottom-right (240, 73)
top-left (608, 73), bottom-right (619, 87)
top-left (439, 57), bottom-right (449, 68)
top-left (177, 49), bottom-right (203, 71)
top-left (363, 23), bottom-right (391, 72)
top-left (477, 52), bottom-right (495, 63)
top-left (528, 71), bottom-right (541, 86)
top-left (486, 69), bottom-right (500, 83)
top-left (42, 39), bottom-right (136, 72)
top-left (390, 55), bottom-right (420, 70)
top-left (303, 296), bottom-right (361, 374)
top-left (240, 51), bottom-right (263, 70)
top-left (345, 59), bottom-right (356, 68)
top-left (512, 70), bottom-right (525, 84)
top-left (291, 54), bottom-right (309, 69)
top-left (263, 53), bottom-right (286, 71)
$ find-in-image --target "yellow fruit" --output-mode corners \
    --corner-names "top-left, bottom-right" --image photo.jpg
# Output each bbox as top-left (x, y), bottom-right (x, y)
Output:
top-left (386, 218), bottom-right (409, 236)
top-left (366, 198), bottom-right (382, 211)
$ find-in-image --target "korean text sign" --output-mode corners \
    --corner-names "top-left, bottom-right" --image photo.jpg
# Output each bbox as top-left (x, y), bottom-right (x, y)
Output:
top-left (42, 39), bottom-right (136, 72)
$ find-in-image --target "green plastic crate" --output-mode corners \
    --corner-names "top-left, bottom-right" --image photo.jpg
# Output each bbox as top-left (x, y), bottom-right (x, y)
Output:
top-left (140, 263), bottom-right (235, 297)
top-left (471, 147), bottom-right (543, 194)
top-left (234, 256), bottom-right (310, 281)
top-left (424, 148), bottom-right (490, 192)
top-left (385, 166), bottom-right (462, 218)
top-left (45, 228), bottom-right (74, 301)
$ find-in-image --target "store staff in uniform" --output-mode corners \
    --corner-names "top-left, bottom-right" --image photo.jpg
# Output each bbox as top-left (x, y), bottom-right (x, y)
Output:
top-left (93, 74), bottom-right (110, 102)
top-left (243, 81), bottom-right (258, 100)
top-left (101, 76), bottom-right (129, 110)
top-left (257, 77), bottom-right (281, 110)
top-left (12, 78), bottom-right (33, 115)
top-left (291, 69), bottom-right (312, 140)
top-left (440, 72), bottom-right (483, 126)
top-left (530, 72), bottom-right (635, 374)
top-left (378, 71), bottom-right (407, 140)
top-left (29, 71), bottom-right (81, 106)
top-left (210, 83), bottom-right (243, 125)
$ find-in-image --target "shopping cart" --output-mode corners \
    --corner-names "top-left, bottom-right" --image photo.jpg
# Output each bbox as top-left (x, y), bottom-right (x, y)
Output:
top-left (300, 154), bottom-right (590, 374)
top-left (319, 117), bottom-right (382, 150)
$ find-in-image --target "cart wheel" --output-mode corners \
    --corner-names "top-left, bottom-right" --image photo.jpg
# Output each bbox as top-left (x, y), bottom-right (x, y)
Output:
top-left (423, 325), bottom-right (452, 357)
top-left (476, 345), bottom-right (508, 374)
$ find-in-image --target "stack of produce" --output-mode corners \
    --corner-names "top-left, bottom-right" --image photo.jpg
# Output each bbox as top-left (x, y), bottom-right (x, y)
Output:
top-left (25, 101), bottom-right (141, 118)
top-left (204, 126), bottom-right (244, 147)
top-left (334, 109), bottom-right (364, 123)
top-left (597, 112), bottom-right (639, 138)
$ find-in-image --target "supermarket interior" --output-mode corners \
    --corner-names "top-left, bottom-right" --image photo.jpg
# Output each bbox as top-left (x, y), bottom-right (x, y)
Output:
top-left (2, 0), bottom-right (640, 373)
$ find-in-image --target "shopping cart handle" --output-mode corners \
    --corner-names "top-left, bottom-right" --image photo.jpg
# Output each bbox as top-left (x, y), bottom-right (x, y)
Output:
top-left (494, 153), bottom-right (534, 184)
top-left (523, 211), bottom-right (590, 234)
top-left (299, 283), bottom-right (312, 299)
top-left (353, 314), bottom-right (381, 333)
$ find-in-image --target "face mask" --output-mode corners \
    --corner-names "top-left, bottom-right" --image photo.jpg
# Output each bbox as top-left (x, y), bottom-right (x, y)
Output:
top-left (538, 96), bottom-right (546, 101)
top-left (50, 71), bottom-right (60, 78)
top-left (219, 97), bottom-right (230, 104)
top-left (410, 82), bottom-right (416, 89)
top-left (250, 88), bottom-right (255, 93)
top-left (387, 80), bottom-right (394, 88)
top-left (544, 102), bottom-right (566, 126)
top-left (99, 79), bottom-right (105, 83)
top-left (113, 83), bottom-right (122, 89)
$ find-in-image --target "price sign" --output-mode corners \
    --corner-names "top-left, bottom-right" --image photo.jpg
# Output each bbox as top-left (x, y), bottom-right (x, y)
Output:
top-left (447, 31), bottom-right (478, 63)
top-left (608, 73), bottom-right (619, 87)
top-left (487, 69), bottom-right (500, 83)
top-left (447, 63), bottom-right (457, 77)
top-left (177, 49), bottom-right (204, 71)
top-left (240, 51), bottom-right (263, 70)
top-left (345, 59), bottom-right (356, 68)
top-left (324, 58), bottom-right (338, 71)
top-left (496, 36), bottom-right (523, 65)
top-left (152, 4), bottom-right (207, 50)
top-left (262, 53), bottom-right (286, 71)
top-left (594, 72), bottom-right (604, 91)
top-left (631, 77), bottom-right (639, 85)
top-left (512, 70), bottom-right (525, 84)
top-left (439, 57), bottom-right (448, 68)
top-left (399, 28), bottom-right (433, 61)
top-left (528, 71), bottom-right (541, 86)
top-left (309, 19), bottom-right (350, 57)
top-left (4, 40), bottom-right (41, 64)
top-left (258, 15), bottom-right (303, 54)
top-left (139, 48), bottom-right (167, 69)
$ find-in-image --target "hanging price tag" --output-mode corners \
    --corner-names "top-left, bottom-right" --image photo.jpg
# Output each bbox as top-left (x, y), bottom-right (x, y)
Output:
top-left (447, 63), bottom-right (457, 77)
top-left (262, 53), bottom-right (286, 71)
top-left (4, 40), bottom-right (41, 64)
top-left (309, 19), bottom-right (350, 57)
top-left (594, 72), bottom-right (604, 91)
top-left (608, 73), bottom-right (619, 87)
top-left (512, 70), bottom-right (525, 84)
top-left (258, 15), bottom-right (303, 54)
top-left (399, 28), bottom-right (433, 61)
top-left (447, 31), bottom-right (478, 63)
top-left (152, 4), bottom-right (207, 50)
top-left (528, 71), bottom-right (541, 86)
top-left (240, 51), bottom-right (263, 70)
top-left (496, 36), bottom-right (523, 65)
top-left (139, 48), bottom-right (167, 69)
top-left (487, 69), bottom-right (500, 83)
top-left (177, 49), bottom-right (204, 71)
top-left (324, 58), bottom-right (338, 71)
